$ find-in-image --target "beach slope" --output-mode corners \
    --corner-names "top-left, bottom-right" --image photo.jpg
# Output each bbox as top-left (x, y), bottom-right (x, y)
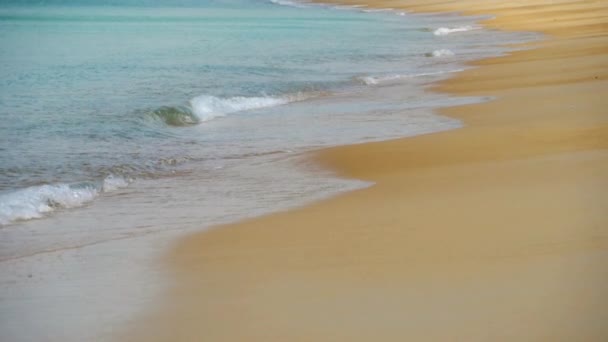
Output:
top-left (124, 1), bottom-right (608, 340)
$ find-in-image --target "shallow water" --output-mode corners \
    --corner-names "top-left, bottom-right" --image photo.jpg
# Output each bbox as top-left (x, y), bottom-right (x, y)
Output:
top-left (0, 0), bottom-right (539, 340)
top-left (0, 1), bottom-right (532, 226)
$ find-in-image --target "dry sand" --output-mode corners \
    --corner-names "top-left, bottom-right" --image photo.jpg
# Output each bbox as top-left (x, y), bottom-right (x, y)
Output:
top-left (124, 1), bottom-right (608, 340)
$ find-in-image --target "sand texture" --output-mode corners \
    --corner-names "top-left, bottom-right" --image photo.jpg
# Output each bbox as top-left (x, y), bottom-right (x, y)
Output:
top-left (124, 1), bottom-right (608, 341)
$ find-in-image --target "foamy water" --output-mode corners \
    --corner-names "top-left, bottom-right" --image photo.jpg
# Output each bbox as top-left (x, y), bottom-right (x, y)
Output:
top-left (431, 49), bottom-right (456, 57)
top-left (0, 176), bottom-right (130, 226)
top-left (0, 2), bottom-right (513, 227)
top-left (434, 25), bottom-right (479, 36)
top-left (0, 0), bottom-right (539, 340)
top-left (190, 94), bottom-right (300, 122)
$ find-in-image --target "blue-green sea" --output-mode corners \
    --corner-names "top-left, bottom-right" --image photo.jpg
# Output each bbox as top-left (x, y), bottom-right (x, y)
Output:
top-left (0, 0), bottom-right (522, 225)
top-left (0, 1), bottom-right (536, 340)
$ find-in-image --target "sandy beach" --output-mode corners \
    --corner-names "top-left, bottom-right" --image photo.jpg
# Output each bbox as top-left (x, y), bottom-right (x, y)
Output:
top-left (124, 1), bottom-right (608, 340)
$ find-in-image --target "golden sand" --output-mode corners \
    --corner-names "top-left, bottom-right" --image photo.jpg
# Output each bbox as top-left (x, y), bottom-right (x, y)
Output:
top-left (124, 1), bottom-right (608, 340)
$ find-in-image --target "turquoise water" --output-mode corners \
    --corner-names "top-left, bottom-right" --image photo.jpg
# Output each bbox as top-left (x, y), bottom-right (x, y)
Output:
top-left (0, 0), bottom-right (536, 226)
top-left (0, 0), bottom-right (537, 246)
top-left (0, 0), bottom-right (487, 224)
top-left (0, 2), bottom-right (538, 340)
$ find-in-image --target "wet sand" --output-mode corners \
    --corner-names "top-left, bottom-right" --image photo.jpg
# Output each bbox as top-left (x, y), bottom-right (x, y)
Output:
top-left (124, 1), bottom-right (608, 340)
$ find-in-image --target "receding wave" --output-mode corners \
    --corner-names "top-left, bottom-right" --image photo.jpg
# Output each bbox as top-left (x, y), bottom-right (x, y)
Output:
top-left (433, 26), bottom-right (477, 36)
top-left (147, 94), bottom-right (309, 127)
top-left (268, 0), bottom-right (310, 8)
top-left (190, 95), bottom-right (291, 122)
top-left (356, 68), bottom-right (465, 85)
top-left (356, 74), bottom-right (403, 85)
top-left (0, 175), bottom-right (130, 226)
top-left (362, 8), bottom-right (394, 13)
top-left (426, 49), bottom-right (455, 57)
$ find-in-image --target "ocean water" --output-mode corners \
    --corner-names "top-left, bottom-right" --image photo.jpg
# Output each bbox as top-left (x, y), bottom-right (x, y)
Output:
top-left (0, 0), bottom-right (538, 340)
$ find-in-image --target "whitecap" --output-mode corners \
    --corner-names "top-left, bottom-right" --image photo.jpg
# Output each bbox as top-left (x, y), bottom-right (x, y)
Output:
top-left (189, 95), bottom-right (291, 122)
top-left (268, 0), bottom-right (310, 8)
top-left (362, 8), bottom-right (394, 13)
top-left (102, 175), bottom-right (130, 192)
top-left (0, 175), bottom-right (130, 226)
top-left (433, 26), bottom-right (477, 36)
top-left (356, 68), bottom-right (464, 85)
top-left (430, 49), bottom-right (455, 57)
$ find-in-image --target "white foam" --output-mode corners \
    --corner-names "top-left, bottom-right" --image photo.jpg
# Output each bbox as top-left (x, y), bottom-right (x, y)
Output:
top-left (357, 74), bottom-right (406, 85)
top-left (357, 76), bottom-right (380, 85)
top-left (268, 0), bottom-right (310, 8)
top-left (357, 68), bottom-right (465, 85)
top-left (0, 175), bottom-right (130, 226)
top-left (362, 8), bottom-right (394, 13)
top-left (431, 49), bottom-right (455, 57)
top-left (433, 26), bottom-right (477, 36)
top-left (332, 4), bottom-right (367, 10)
top-left (0, 184), bottom-right (98, 225)
top-left (189, 95), bottom-right (296, 122)
top-left (102, 175), bottom-right (130, 192)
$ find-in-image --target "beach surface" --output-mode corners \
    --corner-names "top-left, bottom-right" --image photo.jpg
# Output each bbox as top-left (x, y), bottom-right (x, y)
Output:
top-left (124, 0), bottom-right (608, 340)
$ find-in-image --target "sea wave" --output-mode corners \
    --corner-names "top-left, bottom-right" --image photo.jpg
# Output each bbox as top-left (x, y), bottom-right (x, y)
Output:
top-left (362, 8), bottom-right (394, 13)
top-left (427, 49), bottom-right (455, 57)
top-left (332, 4), bottom-right (367, 10)
top-left (0, 175), bottom-right (130, 226)
top-left (190, 95), bottom-right (291, 122)
top-left (433, 26), bottom-right (477, 36)
top-left (357, 74), bottom-right (403, 85)
top-left (356, 68), bottom-right (465, 85)
top-left (149, 106), bottom-right (200, 126)
top-left (268, 0), bottom-right (310, 8)
top-left (148, 94), bottom-right (308, 127)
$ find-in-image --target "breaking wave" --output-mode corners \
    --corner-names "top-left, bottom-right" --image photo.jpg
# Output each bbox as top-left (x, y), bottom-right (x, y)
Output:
top-left (356, 68), bottom-right (465, 85)
top-left (433, 26), bottom-right (477, 36)
top-left (190, 95), bottom-right (290, 122)
top-left (427, 49), bottom-right (455, 57)
top-left (0, 175), bottom-right (130, 226)
top-left (148, 94), bottom-right (309, 127)
top-left (268, 0), bottom-right (310, 8)
top-left (149, 106), bottom-right (200, 126)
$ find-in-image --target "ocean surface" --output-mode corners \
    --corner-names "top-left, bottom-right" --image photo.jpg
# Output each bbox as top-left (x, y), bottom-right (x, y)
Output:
top-left (0, 0), bottom-right (537, 340)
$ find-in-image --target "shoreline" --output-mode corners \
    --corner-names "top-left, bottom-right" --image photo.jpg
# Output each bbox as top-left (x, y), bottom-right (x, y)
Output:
top-left (123, 1), bottom-right (608, 340)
